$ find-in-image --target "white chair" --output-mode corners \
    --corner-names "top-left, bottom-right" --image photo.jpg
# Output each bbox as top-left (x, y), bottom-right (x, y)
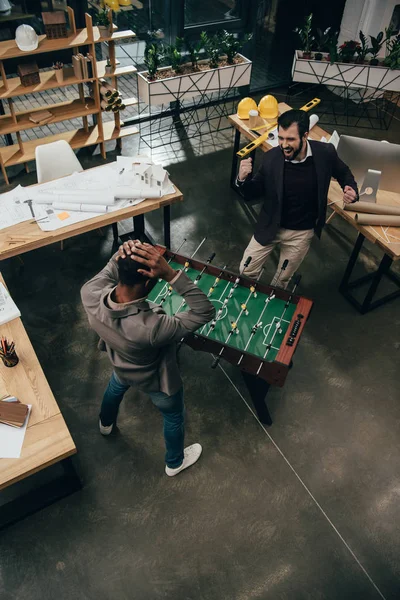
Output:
top-left (35, 140), bottom-right (83, 183)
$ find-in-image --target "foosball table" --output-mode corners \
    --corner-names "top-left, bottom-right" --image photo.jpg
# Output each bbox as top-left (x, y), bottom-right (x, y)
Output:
top-left (149, 243), bottom-right (314, 425)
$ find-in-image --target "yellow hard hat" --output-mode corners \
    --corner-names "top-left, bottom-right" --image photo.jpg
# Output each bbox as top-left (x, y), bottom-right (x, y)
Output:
top-left (237, 97), bottom-right (258, 120)
top-left (118, 0), bottom-right (132, 5)
top-left (104, 0), bottom-right (119, 10)
top-left (258, 95), bottom-right (279, 119)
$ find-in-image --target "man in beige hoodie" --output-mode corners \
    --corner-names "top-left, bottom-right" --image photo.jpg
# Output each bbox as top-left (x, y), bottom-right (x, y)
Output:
top-left (81, 240), bottom-right (215, 476)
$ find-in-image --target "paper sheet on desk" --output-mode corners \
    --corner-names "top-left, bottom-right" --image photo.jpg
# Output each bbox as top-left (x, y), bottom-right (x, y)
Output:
top-left (0, 400), bottom-right (32, 459)
top-left (30, 161), bottom-right (175, 231)
top-left (33, 198), bottom-right (139, 232)
top-left (0, 186), bottom-right (33, 231)
top-left (117, 155), bottom-right (153, 169)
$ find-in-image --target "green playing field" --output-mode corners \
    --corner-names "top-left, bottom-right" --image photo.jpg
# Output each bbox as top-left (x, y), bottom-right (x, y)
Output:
top-left (147, 262), bottom-right (296, 362)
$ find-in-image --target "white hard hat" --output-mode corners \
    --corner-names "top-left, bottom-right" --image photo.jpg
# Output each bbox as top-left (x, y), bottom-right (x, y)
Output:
top-left (15, 24), bottom-right (39, 52)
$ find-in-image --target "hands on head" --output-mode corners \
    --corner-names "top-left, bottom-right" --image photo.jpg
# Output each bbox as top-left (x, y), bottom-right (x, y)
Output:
top-left (343, 185), bottom-right (357, 204)
top-left (116, 240), bottom-right (177, 282)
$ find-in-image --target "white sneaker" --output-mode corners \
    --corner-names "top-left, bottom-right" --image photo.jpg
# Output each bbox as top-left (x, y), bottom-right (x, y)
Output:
top-left (99, 418), bottom-right (113, 436)
top-left (165, 443), bottom-right (202, 476)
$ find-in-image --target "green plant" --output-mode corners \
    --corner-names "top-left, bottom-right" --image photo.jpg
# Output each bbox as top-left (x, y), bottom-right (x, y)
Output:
top-left (315, 27), bottom-right (331, 52)
top-left (369, 31), bottom-right (384, 64)
top-left (95, 7), bottom-right (110, 27)
top-left (164, 37), bottom-right (184, 73)
top-left (144, 43), bottom-right (162, 80)
top-left (326, 29), bottom-right (339, 63)
top-left (219, 30), bottom-right (252, 64)
top-left (200, 31), bottom-right (220, 69)
top-left (185, 38), bottom-right (202, 70)
top-left (356, 30), bottom-right (370, 63)
top-left (339, 40), bottom-right (360, 62)
top-left (294, 13), bottom-right (314, 55)
top-left (384, 34), bottom-right (400, 69)
top-left (384, 27), bottom-right (395, 56)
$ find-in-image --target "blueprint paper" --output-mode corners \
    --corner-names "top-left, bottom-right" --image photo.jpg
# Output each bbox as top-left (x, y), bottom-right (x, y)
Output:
top-left (0, 186), bottom-right (32, 231)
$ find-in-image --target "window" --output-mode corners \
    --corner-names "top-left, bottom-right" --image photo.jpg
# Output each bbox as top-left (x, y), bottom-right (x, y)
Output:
top-left (184, 0), bottom-right (241, 27)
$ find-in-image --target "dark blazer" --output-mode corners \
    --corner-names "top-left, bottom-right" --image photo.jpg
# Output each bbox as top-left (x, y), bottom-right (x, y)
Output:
top-left (239, 140), bottom-right (358, 245)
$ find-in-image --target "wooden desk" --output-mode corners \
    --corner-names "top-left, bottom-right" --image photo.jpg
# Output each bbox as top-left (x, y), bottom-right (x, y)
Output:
top-left (0, 274), bottom-right (79, 529)
top-left (0, 165), bottom-right (183, 261)
top-left (329, 181), bottom-right (400, 313)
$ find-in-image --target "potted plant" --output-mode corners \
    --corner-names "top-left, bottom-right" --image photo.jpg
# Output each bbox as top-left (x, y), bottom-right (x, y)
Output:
top-left (53, 61), bottom-right (63, 83)
top-left (356, 31), bottom-right (370, 64)
top-left (200, 31), bottom-right (220, 69)
top-left (294, 13), bottom-right (314, 59)
top-left (219, 30), bottom-right (253, 64)
top-left (326, 30), bottom-right (339, 63)
top-left (339, 40), bottom-right (360, 63)
top-left (137, 30), bottom-right (252, 106)
top-left (314, 27), bottom-right (332, 61)
top-left (95, 8), bottom-right (111, 35)
top-left (384, 34), bottom-right (400, 69)
top-left (105, 58), bottom-right (112, 74)
top-left (164, 37), bottom-right (184, 74)
top-left (369, 31), bottom-right (384, 65)
top-left (185, 38), bottom-right (202, 71)
top-left (143, 42), bottom-right (162, 81)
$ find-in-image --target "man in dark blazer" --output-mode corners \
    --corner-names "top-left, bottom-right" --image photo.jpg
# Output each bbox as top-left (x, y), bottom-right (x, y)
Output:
top-left (237, 109), bottom-right (358, 287)
top-left (81, 240), bottom-right (215, 477)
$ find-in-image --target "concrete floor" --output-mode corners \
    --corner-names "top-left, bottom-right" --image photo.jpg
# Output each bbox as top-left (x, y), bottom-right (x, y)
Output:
top-left (1, 103), bottom-right (400, 600)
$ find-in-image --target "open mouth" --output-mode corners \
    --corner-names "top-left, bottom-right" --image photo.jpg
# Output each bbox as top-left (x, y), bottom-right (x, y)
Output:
top-left (283, 148), bottom-right (293, 156)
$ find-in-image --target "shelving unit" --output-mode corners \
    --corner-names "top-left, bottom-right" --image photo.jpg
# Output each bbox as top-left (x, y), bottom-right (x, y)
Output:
top-left (0, 7), bottom-right (138, 185)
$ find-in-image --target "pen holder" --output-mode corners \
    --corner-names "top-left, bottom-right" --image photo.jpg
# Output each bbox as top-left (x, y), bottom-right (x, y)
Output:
top-left (0, 349), bottom-right (19, 368)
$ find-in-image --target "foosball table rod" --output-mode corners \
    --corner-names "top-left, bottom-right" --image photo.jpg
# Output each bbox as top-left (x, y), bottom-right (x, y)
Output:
top-left (206, 256), bottom-right (252, 337)
top-left (175, 250), bottom-right (217, 315)
top-left (237, 259), bottom-right (289, 365)
top-left (184, 237), bottom-right (207, 272)
top-left (207, 265), bottom-right (228, 297)
top-left (256, 274), bottom-right (302, 375)
top-left (212, 261), bottom-right (267, 370)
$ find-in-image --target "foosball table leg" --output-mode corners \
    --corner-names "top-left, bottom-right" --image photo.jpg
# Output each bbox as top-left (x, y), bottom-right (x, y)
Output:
top-left (241, 372), bottom-right (272, 426)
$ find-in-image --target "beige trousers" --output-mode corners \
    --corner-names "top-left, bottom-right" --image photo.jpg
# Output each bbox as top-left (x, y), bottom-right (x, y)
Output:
top-left (239, 228), bottom-right (314, 288)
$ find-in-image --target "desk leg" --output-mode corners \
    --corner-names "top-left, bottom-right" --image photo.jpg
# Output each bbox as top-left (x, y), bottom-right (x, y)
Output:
top-left (111, 223), bottom-right (119, 253)
top-left (133, 214), bottom-right (145, 238)
top-left (361, 253), bottom-right (391, 311)
top-left (164, 205), bottom-right (171, 249)
top-left (132, 214), bottom-right (156, 245)
top-left (230, 128), bottom-right (241, 190)
top-left (339, 233), bottom-right (400, 313)
top-left (339, 232), bottom-right (365, 292)
top-left (241, 371), bottom-right (272, 426)
top-left (0, 457), bottom-right (81, 531)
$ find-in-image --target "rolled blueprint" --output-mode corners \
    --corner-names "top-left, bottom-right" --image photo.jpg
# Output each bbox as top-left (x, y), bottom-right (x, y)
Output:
top-left (345, 201), bottom-right (400, 217)
top-left (52, 202), bottom-right (108, 214)
top-left (114, 187), bottom-right (163, 199)
top-left (35, 190), bottom-right (114, 205)
top-left (355, 213), bottom-right (400, 226)
top-left (309, 114), bottom-right (319, 129)
top-left (268, 113), bottom-right (319, 143)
